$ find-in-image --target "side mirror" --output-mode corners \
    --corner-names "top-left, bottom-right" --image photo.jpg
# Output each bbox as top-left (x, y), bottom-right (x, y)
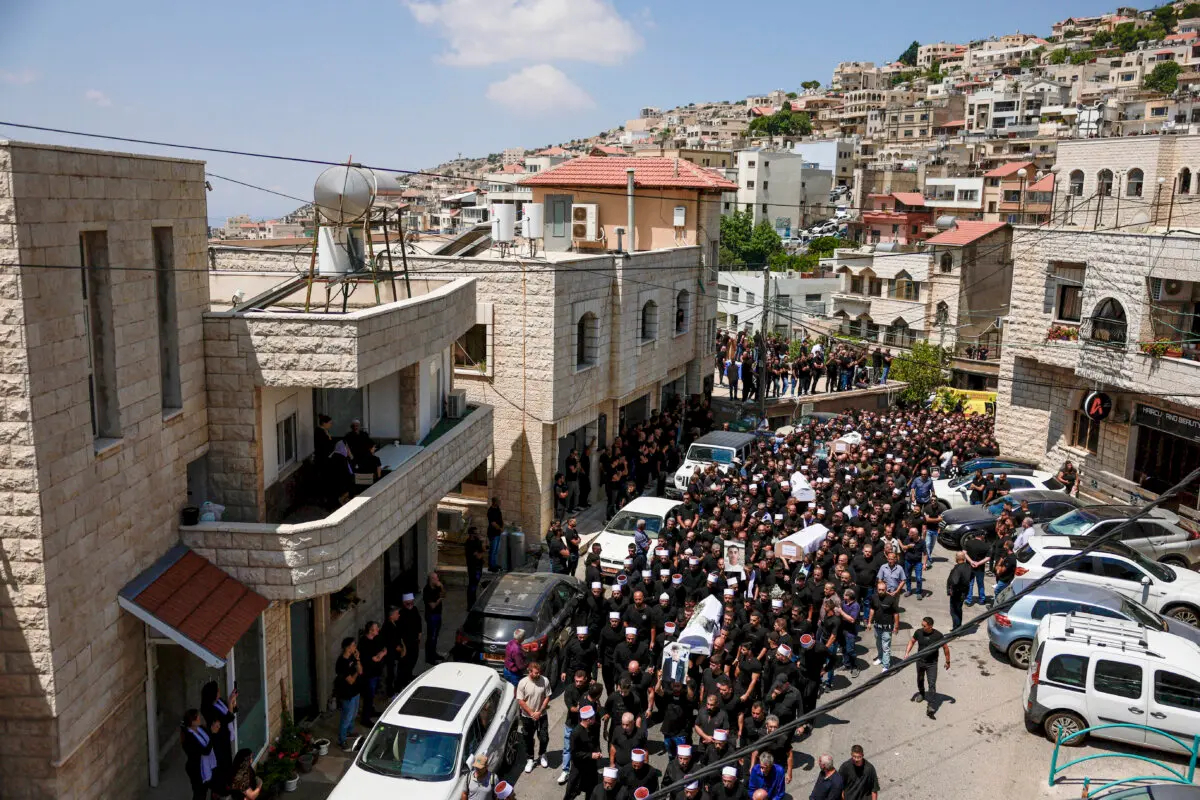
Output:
top-left (1141, 575), bottom-right (1152, 586)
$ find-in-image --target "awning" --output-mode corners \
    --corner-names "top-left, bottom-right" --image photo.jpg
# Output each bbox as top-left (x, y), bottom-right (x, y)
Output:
top-left (119, 545), bottom-right (269, 668)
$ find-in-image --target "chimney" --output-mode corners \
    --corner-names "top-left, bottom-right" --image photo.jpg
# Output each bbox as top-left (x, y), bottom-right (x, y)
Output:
top-left (627, 167), bottom-right (636, 253)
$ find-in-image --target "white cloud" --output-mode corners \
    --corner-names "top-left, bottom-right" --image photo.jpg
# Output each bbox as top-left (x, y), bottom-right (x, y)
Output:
top-left (485, 64), bottom-right (595, 114)
top-left (0, 68), bottom-right (37, 86)
top-left (407, 0), bottom-right (642, 67)
top-left (84, 89), bottom-right (112, 107)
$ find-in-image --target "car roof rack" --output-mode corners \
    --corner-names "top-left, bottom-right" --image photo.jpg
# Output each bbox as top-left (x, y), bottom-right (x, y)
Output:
top-left (1058, 613), bottom-right (1159, 657)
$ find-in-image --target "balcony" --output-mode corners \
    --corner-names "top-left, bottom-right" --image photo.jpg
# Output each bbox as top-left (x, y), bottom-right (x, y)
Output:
top-left (180, 404), bottom-right (494, 600)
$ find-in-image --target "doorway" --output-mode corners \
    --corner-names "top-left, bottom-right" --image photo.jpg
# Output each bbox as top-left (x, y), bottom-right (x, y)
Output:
top-left (1134, 425), bottom-right (1200, 510)
top-left (290, 601), bottom-right (318, 721)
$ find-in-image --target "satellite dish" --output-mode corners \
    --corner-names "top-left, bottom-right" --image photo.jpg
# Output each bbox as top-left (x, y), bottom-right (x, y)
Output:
top-left (313, 165), bottom-right (377, 224)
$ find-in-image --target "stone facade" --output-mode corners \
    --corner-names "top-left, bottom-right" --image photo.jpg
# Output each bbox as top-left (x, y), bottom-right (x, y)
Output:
top-left (0, 141), bottom-right (210, 798)
top-left (180, 403), bottom-right (493, 600)
top-left (995, 226), bottom-right (1200, 525)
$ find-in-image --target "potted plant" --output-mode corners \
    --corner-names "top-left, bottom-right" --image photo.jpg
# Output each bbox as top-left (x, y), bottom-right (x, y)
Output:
top-left (276, 714), bottom-right (315, 772)
top-left (259, 746), bottom-right (299, 795)
top-left (1139, 337), bottom-right (1170, 358)
top-left (1046, 324), bottom-right (1079, 342)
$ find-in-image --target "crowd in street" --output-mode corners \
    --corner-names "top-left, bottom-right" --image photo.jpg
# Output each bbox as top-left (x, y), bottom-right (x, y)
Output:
top-left (484, 402), bottom-right (1023, 800)
top-left (715, 329), bottom-right (896, 402)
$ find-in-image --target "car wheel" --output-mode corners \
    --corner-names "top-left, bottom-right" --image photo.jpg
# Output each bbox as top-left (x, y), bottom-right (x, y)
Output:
top-left (549, 651), bottom-right (563, 690)
top-left (1044, 711), bottom-right (1087, 746)
top-left (1165, 604), bottom-right (1200, 628)
top-left (502, 721), bottom-right (521, 769)
top-left (1160, 556), bottom-right (1189, 568)
top-left (1006, 639), bottom-right (1033, 670)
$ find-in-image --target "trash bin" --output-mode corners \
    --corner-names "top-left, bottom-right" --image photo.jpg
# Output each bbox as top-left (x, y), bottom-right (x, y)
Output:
top-left (180, 506), bottom-right (200, 526)
top-left (507, 529), bottom-right (525, 571)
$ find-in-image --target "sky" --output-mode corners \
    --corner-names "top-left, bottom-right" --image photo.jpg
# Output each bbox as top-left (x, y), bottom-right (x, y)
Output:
top-left (1, 0), bottom-right (1109, 222)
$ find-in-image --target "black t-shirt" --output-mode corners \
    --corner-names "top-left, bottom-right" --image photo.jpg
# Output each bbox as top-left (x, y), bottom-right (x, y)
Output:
top-left (838, 759), bottom-right (881, 800)
top-left (465, 536), bottom-right (486, 573)
top-left (870, 593), bottom-right (898, 627)
top-left (547, 536), bottom-right (568, 570)
top-left (911, 628), bottom-right (943, 664)
top-left (358, 634), bottom-right (387, 679)
top-left (963, 533), bottom-right (991, 563)
top-left (564, 684), bottom-right (586, 726)
top-left (658, 687), bottom-right (696, 737)
top-left (334, 654), bottom-right (360, 700)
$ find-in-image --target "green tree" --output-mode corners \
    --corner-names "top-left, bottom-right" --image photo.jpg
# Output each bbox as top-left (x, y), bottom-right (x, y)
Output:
top-left (1145, 60), bottom-right (1183, 93)
top-left (745, 220), bottom-right (785, 265)
top-left (719, 210), bottom-right (754, 266)
top-left (1181, 3), bottom-right (1200, 20)
top-left (1091, 29), bottom-right (1113, 47)
top-left (786, 91), bottom-right (799, 99)
top-left (898, 40), bottom-right (920, 66)
top-left (1152, 4), bottom-right (1177, 30)
top-left (890, 341), bottom-right (949, 404)
top-left (768, 251), bottom-right (807, 271)
top-left (748, 106), bottom-right (812, 137)
top-left (1069, 49), bottom-right (1094, 65)
top-left (1049, 48), bottom-right (1069, 64)
top-left (807, 236), bottom-right (851, 257)
top-left (801, 80), bottom-right (822, 90)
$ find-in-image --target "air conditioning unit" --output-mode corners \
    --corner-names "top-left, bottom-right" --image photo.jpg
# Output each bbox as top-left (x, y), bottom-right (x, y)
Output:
top-left (446, 389), bottom-right (468, 419)
top-left (1149, 277), bottom-right (1189, 301)
top-left (437, 508), bottom-right (464, 534)
top-left (571, 203), bottom-right (600, 241)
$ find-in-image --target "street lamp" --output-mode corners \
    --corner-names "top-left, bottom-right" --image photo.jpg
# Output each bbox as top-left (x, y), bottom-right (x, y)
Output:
top-left (1017, 167), bottom-right (1028, 225)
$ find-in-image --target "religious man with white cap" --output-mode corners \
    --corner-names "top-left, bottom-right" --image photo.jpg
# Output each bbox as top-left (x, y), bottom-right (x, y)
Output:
top-left (584, 580), bottom-right (610, 640)
top-left (619, 747), bottom-right (661, 794)
top-left (598, 612), bottom-right (625, 696)
top-left (563, 704), bottom-right (602, 800)
top-left (563, 625), bottom-right (597, 684)
top-left (708, 765), bottom-right (747, 800)
top-left (663, 742), bottom-right (696, 786)
top-left (396, 591), bottom-right (422, 690)
top-left (589, 766), bottom-right (624, 800)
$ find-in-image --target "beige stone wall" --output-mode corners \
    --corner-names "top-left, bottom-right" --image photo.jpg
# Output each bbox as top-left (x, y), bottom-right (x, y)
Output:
top-left (0, 141), bottom-right (210, 798)
top-left (263, 602), bottom-right (292, 737)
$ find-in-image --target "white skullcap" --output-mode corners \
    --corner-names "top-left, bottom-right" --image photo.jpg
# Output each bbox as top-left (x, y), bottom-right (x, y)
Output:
top-left (678, 744), bottom-right (692, 757)
top-left (722, 766), bottom-right (738, 778)
top-left (610, 612), bottom-right (621, 619)
top-left (496, 782), bottom-right (513, 799)
top-left (632, 749), bottom-right (647, 763)
top-left (625, 627), bottom-right (638, 635)
top-left (580, 705), bottom-right (596, 720)
top-left (687, 781), bottom-right (701, 790)
top-left (591, 582), bottom-right (601, 589)
top-left (714, 729), bottom-right (728, 741)
top-left (402, 593), bottom-right (414, 602)
top-left (576, 626), bottom-right (588, 635)
top-left (603, 767), bottom-right (619, 779)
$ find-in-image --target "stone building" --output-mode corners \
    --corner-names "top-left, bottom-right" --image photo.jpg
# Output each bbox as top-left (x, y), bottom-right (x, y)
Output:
top-left (994, 227), bottom-right (1200, 529)
top-left (0, 140), bottom-right (491, 798)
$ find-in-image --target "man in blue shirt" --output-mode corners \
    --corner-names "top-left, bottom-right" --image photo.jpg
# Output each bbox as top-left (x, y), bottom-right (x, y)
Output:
top-left (909, 468), bottom-right (933, 507)
top-left (749, 750), bottom-right (787, 800)
top-left (808, 753), bottom-right (844, 800)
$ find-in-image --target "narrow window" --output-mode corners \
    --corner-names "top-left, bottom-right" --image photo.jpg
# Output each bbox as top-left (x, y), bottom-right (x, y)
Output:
top-left (80, 231), bottom-right (120, 440)
top-left (154, 228), bottom-right (182, 411)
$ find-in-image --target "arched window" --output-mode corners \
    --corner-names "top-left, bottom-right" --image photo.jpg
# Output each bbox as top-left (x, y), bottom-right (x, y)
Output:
top-left (892, 271), bottom-right (919, 301)
top-left (863, 317), bottom-right (879, 342)
top-left (1097, 169), bottom-right (1114, 197)
top-left (1181, 167), bottom-right (1192, 195)
top-left (1126, 168), bottom-right (1144, 198)
top-left (1069, 170), bottom-right (1085, 197)
top-left (640, 300), bottom-right (658, 342)
top-left (939, 252), bottom-right (954, 273)
top-left (885, 318), bottom-right (912, 347)
top-left (675, 289), bottom-right (691, 334)
top-left (1089, 297), bottom-right (1127, 346)
top-left (576, 312), bottom-right (597, 367)
top-left (935, 301), bottom-right (950, 326)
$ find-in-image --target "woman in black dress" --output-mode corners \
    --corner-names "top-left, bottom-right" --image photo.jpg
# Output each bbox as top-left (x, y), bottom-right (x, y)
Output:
top-left (181, 708), bottom-right (218, 800)
top-left (200, 681), bottom-right (237, 786)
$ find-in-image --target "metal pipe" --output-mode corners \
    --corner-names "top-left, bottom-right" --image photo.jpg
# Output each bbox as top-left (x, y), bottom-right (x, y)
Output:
top-left (627, 167), bottom-right (636, 253)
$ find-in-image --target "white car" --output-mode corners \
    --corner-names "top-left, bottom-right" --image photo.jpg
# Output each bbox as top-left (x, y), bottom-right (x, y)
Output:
top-left (329, 663), bottom-right (520, 800)
top-left (671, 431), bottom-right (757, 498)
top-left (595, 496), bottom-right (681, 577)
top-left (1013, 533), bottom-right (1200, 627)
top-left (933, 468), bottom-right (1065, 510)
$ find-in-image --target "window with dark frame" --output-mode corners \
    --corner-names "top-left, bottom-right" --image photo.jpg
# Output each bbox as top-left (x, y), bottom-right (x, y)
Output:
top-left (454, 324), bottom-right (487, 371)
top-left (1057, 284), bottom-right (1082, 322)
top-left (153, 227), bottom-right (182, 412)
top-left (1072, 411), bottom-right (1100, 454)
top-left (80, 231), bottom-right (121, 440)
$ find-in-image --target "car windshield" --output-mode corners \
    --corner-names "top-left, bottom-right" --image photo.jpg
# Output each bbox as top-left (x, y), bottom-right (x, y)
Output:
top-left (686, 445), bottom-right (734, 465)
top-left (1119, 597), bottom-right (1168, 632)
top-left (1046, 510), bottom-right (1099, 536)
top-left (607, 512), bottom-right (663, 535)
top-left (984, 498), bottom-right (1017, 516)
top-left (949, 474), bottom-right (975, 489)
top-left (462, 612), bottom-right (530, 643)
top-left (357, 723), bottom-right (461, 781)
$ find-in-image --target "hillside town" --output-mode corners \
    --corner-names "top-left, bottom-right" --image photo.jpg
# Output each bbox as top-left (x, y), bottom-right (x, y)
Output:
top-left (4, 2), bottom-right (1200, 800)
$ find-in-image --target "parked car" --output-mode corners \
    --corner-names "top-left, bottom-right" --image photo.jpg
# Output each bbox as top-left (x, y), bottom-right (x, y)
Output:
top-left (1023, 612), bottom-right (1200, 753)
top-left (1033, 505), bottom-right (1200, 568)
top-left (453, 572), bottom-right (584, 685)
top-left (933, 468), bottom-right (1066, 510)
top-left (937, 489), bottom-right (1083, 550)
top-left (330, 662), bottom-right (520, 799)
top-left (988, 578), bottom-right (1200, 669)
top-left (671, 431), bottom-right (758, 498)
top-left (595, 497), bottom-right (682, 577)
top-left (1014, 534), bottom-right (1200, 626)
top-left (956, 456), bottom-right (1041, 475)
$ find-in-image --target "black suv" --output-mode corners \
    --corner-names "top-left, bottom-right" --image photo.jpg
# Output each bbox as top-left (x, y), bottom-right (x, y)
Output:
top-left (452, 572), bottom-right (583, 687)
top-left (937, 489), bottom-right (1083, 550)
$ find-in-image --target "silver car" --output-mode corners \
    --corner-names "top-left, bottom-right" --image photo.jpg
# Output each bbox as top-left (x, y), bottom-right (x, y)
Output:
top-left (1035, 505), bottom-right (1200, 568)
top-left (987, 577), bottom-right (1200, 669)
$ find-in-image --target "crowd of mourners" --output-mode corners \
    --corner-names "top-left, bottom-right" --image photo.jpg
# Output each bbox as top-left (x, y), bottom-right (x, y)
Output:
top-left (715, 329), bottom-right (896, 402)
top-left (485, 393), bottom-right (1036, 800)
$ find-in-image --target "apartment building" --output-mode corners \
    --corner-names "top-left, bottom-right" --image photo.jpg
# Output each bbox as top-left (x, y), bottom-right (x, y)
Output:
top-left (994, 227), bottom-right (1200, 528)
top-left (729, 149), bottom-right (834, 235)
top-left (832, 61), bottom-right (881, 93)
top-left (963, 34), bottom-right (1045, 70)
top-left (923, 176), bottom-right (985, 220)
top-left (501, 147), bottom-right (527, 165)
top-left (430, 188), bottom-right (488, 233)
top-left (876, 96), bottom-right (967, 143)
top-left (965, 78), bottom-right (1070, 139)
top-left (791, 138), bottom-right (857, 186)
top-left (634, 147), bottom-right (733, 169)
top-left (717, 271), bottom-right (840, 335)
top-left (852, 191), bottom-right (934, 246)
top-left (981, 161), bottom-right (1053, 224)
top-left (826, 221), bottom-right (1013, 388)
top-left (918, 42), bottom-right (960, 69)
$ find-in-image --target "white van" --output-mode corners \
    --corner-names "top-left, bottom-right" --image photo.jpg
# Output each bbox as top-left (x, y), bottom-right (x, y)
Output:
top-left (594, 496), bottom-right (682, 577)
top-left (670, 431), bottom-right (757, 498)
top-left (1023, 612), bottom-right (1200, 754)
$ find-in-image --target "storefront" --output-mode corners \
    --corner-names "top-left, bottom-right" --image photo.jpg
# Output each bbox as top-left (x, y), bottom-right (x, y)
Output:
top-left (1132, 404), bottom-right (1200, 510)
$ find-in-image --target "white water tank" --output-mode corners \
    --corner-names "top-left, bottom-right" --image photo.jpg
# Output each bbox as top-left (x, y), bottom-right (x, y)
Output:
top-left (494, 204), bottom-right (516, 242)
top-left (317, 226), bottom-right (365, 276)
top-left (313, 165), bottom-right (377, 224)
top-left (524, 203), bottom-right (545, 240)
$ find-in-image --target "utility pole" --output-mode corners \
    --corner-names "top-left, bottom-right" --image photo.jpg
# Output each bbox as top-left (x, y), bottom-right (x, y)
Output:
top-left (759, 266), bottom-right (770, 422)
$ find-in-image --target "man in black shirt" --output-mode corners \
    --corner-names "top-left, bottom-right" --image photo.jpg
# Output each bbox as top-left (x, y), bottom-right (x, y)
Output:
top-left (946, 551), bottom-right (972, 629)
top-left (903, 616), bottom-right (951, 719)
top-left (795, 634), bottom-right (826, 736)
top-left (381, 605), bottom-right (406, 694)
top-left (397, 593), bottom-right (422, 690)
top-left (609, 713), bottom-right (647, 768)
top-left (564, 627), bottom-right (598, 683)
top-left (464, 527), bottom-right (486, 609)
top-left (334, 637), bottom-right (361, 749)
top-left (357, 621), bottom-right (388, 724)
top-left (618, 749), bottom-right (660, 794)
top-left (657, 679), bottom-right (696, 758)
top-left (838, 744), bottom-right (880, 800)
top-left (564, 705), bottom-right (602, 800)
top-left (548, 527), bottom-right (570, 574)
top-left (866, 581), bottom-right (899, 671)
top-left (598, 614), bottom-right (624, 695)
top-left (487, 498), bottom-right (504, 571)
top-left (962, 530), bottom-right (991, 607)
top-left (561, 672), bottom-right (589, 785)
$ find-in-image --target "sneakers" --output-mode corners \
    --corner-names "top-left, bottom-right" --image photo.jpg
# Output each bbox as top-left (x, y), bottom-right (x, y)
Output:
top-left (872, 657), bottom-right (881, 665)
top-left (558, 771), bottom-right (569, 785)
top-left (539, 756), bottom-right (549, 769)
top-left (926, 706), bottom-right (936, 719)
top-left (911, 692), bottom-right (925, 703)
top-left (881, 665), bottom-right (888, 672)
top-left (525, 759), bottom-right (535, 773)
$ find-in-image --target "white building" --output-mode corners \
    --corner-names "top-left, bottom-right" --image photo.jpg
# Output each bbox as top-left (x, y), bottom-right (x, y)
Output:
top-left (729, 149), bottom-right (834, 237)
top-left (717, 271), bottom-right (840, 334)
top-left (923, 176), bottom-right (985, 219)
top-left (790, 139), bottom-right (857, 187)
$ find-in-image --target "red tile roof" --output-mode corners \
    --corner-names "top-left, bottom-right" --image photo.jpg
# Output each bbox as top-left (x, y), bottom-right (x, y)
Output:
top-left (1166, 31), bottom-right (1197, 41)
top-left (537, 146), bottom-right (569, 156)
top-left (984, 161), bottom-right (1036, 178)
top-left (938, 119), bottom-right (966, 127)
top-left (499, 163), bottom-right (526, 173)
top-left (1028, 174), bottom-right (1054, 192)
top-left (590, 145), bottom-right (627, 156)
top-left (925, 220), bottom-right (1007, 246)
top-left (119, 546), bottom-right (269, 667)
top-left (749, 105), bottom-right (775, 117)
top-left (891, 192), bottom-right (927, 207)
top-left (522, 156), bottom-right (738, 191)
